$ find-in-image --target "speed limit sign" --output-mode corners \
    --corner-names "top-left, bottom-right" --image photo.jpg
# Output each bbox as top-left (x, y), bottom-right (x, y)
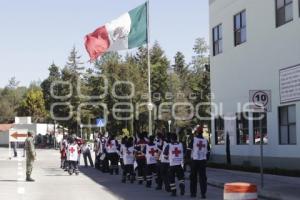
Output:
top-left (249, 90), bottom-right (272, 112)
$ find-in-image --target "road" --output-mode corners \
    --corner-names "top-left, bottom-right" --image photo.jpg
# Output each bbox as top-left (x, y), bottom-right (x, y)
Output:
top-left (0, 148), bottom-right (223, 200)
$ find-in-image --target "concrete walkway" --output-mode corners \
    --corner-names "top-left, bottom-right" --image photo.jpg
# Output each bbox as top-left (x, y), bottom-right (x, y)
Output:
top-left (207, 168), bottom-right (300, 200)
top-left (0, 148), bottom-right (224, 200)
top-left (2, 147), bottom-right (299, 200)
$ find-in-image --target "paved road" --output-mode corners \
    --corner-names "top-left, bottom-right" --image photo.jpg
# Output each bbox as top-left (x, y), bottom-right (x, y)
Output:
top-left (0, 148), bottom-right (223, 200)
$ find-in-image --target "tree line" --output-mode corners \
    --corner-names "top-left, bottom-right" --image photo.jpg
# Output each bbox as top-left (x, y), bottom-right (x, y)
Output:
top-left (0, 38), bottom-right (210, 138)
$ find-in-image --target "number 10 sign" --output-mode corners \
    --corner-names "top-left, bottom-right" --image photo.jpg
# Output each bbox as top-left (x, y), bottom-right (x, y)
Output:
top-left (249, 90), bottom-right (272, 112)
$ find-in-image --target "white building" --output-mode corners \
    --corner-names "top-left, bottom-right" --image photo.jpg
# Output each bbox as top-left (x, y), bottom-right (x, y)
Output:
top-left (0, 117), bottom-right (57, 146)
top-left (209, 0), bottom-right (300, 169)
top-left (0, 124), bottom-right (14, 146)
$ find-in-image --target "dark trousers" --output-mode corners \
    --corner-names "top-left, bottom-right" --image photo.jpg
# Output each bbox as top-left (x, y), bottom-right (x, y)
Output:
top-left (168, 165), bottom-right (185, 194)
top-left (184, 150), bottom-right (192, 172)
top-left (61, 158), bottom-right (67, 169)
top-left (13, 142), bottom-right (18, 157)
top-left (157, 162), bottom-right (170, 191)
top-left (122, 164), bottom-right (135, 183)
top-left (94, 152), bottom-right (99, 169)
top-left (95, 154), bottom-right (100, 170)
top-left (136, 158), bottom-right (146, 183)
top-left (83, 150), bottom-right (94, 167)
top-left (107, 153), bottom-right (119, 175)
top-left (120, 158), bottom-right (124, 170)
top-left (145, 163), bottom-right (156, 187)
top-left (69, 161), bottom-right (78, 174)
top-left (100, 154), bottom-right (109, 173)
top-left (190, 160), bottom-right (207, 196)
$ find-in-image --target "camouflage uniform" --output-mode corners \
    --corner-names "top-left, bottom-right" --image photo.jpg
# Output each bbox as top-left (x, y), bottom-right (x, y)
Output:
top-left (25, 136), bottom-right (36, 180)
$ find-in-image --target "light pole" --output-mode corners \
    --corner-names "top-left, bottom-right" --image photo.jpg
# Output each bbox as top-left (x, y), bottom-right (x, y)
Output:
top-left (167, 66), bottom-right (173, 135)
top-left (147, 102), bottom-right (154, 135)
top-left (168, 120), bottom-right (172, 133)
top-left (80, 124), bottom-right (83, 139)
top-left (54, 120), bottom-right (56, 149)
top-left (259, 112), bottom-right (264, 189)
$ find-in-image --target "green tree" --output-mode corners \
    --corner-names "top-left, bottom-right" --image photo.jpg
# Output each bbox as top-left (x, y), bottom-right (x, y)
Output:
top-left (97, 52), bottom-right (124, 135)
top-left (62, 47), bottom-right (85, 133)
top-left (173, 52), bottom-right (188, 77)
top-left (0, 77), bottom-right (26, 123)
top-left (190, 38), bottom-right (210, 125)
top-left (17, 89), bottom-right (47, 122)
top-left (192, 38), bottom-right (209, 72)
top-left (41, 63), bottom-right (62, 111)
top-left (66, 46), bottom-right (85, 74)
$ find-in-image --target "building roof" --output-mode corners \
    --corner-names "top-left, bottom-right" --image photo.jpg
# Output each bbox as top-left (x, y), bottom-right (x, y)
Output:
top-left (0, 124), bottom-right (13, 132)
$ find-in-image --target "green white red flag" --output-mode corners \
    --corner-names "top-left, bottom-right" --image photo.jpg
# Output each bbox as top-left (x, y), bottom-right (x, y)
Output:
top-left (85, 3), bottom-right (148, 60)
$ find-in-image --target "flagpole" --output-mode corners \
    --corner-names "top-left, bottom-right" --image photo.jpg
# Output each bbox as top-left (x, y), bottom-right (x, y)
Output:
top-left (147, 0), bottom-right (153, 136)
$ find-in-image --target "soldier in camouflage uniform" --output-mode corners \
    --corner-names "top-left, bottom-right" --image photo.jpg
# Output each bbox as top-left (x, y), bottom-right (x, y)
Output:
top-left (25, 131), bottom-right (36, 182)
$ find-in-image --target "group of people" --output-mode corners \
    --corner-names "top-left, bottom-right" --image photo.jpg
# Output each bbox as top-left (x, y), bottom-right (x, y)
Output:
top-left (92, 126), bottom-right (210, 199)
top-left (60, 136), bottom-right (94, 175)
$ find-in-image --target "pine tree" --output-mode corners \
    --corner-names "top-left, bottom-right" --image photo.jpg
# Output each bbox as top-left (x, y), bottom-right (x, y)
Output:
top-left (41, 63), bottom-right (61, 111)
top-left (65, 46), bottom-right (84, 74)
top-left (190, 38), bottom-right (211, 124)
top-left (173, 52), bottom-right (187, 77)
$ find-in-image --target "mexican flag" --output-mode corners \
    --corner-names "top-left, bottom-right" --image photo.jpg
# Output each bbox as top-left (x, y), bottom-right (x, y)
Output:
top-left (85, 3), bottom-right (148, 60)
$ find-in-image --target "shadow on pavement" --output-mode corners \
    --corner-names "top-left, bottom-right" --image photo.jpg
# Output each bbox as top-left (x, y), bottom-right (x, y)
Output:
top-left (78, 166), bottom-right (192, 200)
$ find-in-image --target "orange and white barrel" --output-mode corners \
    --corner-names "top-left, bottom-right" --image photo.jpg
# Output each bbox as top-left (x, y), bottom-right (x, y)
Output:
top-left (224, 182), bottom-right (257, 200)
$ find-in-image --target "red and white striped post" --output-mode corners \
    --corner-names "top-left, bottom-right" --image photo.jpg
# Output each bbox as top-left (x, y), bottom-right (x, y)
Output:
top-left (224, 182), bottom-right (257, 200)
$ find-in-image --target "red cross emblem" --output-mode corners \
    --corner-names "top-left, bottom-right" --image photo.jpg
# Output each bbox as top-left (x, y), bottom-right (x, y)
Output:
top-left (70, 147), bottom-right (75, 154)
top-left (172, 147), bottom-right (181, 157)
top-left (148, 148), bottom-right (156, 156)
top-left (197, 141), bottom-right (206, 150)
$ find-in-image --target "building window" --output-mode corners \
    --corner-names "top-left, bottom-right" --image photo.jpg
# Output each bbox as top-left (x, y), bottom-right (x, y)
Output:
top-left (279, 105), bottom-right (296, 145)
top-left (215, 116), bottom-right (225, 145)
top-left (253, 113), bottom-right (268, 144)
top-left (234, 10), bottom-right (246, 46)
top-left (212, 24), bottom-right (222, 56)
top-left (236, 112), bottom-right (249, 145)
top-left (276, 0), bottom-right (293, 27)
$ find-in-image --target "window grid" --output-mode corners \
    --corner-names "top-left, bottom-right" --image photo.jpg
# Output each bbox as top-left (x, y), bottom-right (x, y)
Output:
top-left (215, 116), bottom-right (225, 145)
top-left (279, 105), bottom-right (297, 145)
top-left (236, 112), bottom-right (249, 145)
top-left (234, 10), bottom-right (247, 46)
top-left (276, 0), bottom-right (293, 27)
top-left (213, 24), bottom-right (223, 56)
top-left (253, 113), bottom-right (268, 145)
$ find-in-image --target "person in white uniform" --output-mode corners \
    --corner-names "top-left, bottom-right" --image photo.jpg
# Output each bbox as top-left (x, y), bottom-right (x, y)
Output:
top-left (163, 133), bottom-right (185, 196)
top-left (68, 137), bottom-right (79, 175)
top-left (189, 126), bottom-right (210, 199)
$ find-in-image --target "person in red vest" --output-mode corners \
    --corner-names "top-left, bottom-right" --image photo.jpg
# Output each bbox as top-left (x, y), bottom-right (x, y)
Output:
top-left (75, 137), bottom-right (84, 165)
top-left (163, 133), bottom-right (185, 197)
top-left (60, 142), bottom-right (67, 169)
top-left (189, 126), bottom-right (210, 199)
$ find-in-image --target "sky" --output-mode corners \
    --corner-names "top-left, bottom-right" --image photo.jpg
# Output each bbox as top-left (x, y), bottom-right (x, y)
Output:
top-left (0, 0), bottom-right (209, 87)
